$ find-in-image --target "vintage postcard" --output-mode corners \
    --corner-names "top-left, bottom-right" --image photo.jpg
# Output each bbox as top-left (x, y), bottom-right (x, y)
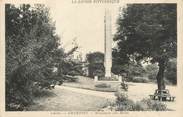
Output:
top-left (0, 0), bottom-right (183, 117)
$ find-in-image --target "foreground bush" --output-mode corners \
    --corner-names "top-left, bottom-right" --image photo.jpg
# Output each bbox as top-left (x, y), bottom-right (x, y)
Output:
top-left (135, 99), bottom-right (167, 111)
top-left (113, 90), bottom-right (167, 111)
top-left (114, 91), bottom-right (135, 111)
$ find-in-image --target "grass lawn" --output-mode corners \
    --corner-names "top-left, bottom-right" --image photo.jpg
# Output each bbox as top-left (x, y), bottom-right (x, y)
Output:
top-left (63, 76), bottom-right (121, 92)
top-left (28, 76), bottom-right (177, 111)
top-left (63, 76), bottom-right (177, 110)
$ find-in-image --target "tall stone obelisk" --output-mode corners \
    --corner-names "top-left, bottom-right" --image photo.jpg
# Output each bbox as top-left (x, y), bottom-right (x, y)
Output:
top-left (104, 9), bottom-right (112, 78)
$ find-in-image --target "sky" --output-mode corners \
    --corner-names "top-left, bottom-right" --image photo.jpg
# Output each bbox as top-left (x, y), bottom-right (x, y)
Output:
top-left (47, 2), bottom-right (125, 60)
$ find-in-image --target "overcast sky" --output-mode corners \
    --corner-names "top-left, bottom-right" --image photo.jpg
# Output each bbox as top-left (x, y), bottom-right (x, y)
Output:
top-left (47, 2), bottom-right (125, 59)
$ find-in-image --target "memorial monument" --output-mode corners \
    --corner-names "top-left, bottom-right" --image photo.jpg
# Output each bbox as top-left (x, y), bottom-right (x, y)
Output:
top-left (104, 9), bottom-right (112, 78)
top-left (94, 8), bottom-right (122, 82)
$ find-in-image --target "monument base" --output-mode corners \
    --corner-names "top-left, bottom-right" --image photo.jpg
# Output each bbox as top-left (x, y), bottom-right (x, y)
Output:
top-left (94, 76), bottom-right (124, 92)
top-left (104, 77), bottom-right (113, 81)
top-left (94, 79), bottom-right (120, 92)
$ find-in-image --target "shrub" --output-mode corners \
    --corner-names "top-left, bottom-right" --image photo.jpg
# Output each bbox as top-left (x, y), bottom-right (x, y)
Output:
top-left (114, 90), bottom-right (167, 111)
top-left (64, 76), bottom-right (78, 82)
top-left (135, 101), bottom-right (149, 111)
top-left (120, 82), bottom-right (128, 91)
top-left (138, 99), bottom-right (167, 111)
top-left (132, 77), bottom-right (149, 83)
top-left (115, 90), bottom-right (128, 101)
top-left (114, 91), bottom-right (135, 111)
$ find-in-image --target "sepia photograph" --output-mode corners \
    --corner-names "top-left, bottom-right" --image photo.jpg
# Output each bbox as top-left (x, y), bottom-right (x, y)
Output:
top-left (1, 0), bottom-right (183, 116)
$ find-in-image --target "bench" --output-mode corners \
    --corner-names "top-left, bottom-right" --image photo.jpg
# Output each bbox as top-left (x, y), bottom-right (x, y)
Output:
top-left (149, 89), bottom-right (175, 101)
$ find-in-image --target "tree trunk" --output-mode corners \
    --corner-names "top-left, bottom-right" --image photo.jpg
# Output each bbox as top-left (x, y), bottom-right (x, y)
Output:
top-left (156, 59), bottom-right (166, 90)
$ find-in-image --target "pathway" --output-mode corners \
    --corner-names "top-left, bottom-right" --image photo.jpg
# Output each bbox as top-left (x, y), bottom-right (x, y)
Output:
top-left (58, 86), bottom-right (116, 99)
top-left (28, 86), bottom-right (115, 111)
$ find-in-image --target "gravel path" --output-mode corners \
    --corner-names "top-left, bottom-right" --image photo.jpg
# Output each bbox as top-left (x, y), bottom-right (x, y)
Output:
top-left (28, 86), bottom-right (114, 111)
top-left (58, 86), bottom-right (116, 99)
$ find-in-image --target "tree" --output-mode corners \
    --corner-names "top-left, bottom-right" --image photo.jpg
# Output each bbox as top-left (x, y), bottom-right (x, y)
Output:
top-left (114, 4), bottom-right (177, 90)
top-left (61, 56), bottom-right (83, 77)
top-left (5, 4), bottom-right (73, 110)
top-left (86, 52), bottom-right (104, 77)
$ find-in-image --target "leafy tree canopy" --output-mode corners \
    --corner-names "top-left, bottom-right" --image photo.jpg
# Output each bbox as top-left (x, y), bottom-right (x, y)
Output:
top-left (86, 52), bottom-right (104, 77)
top-left (5, 4), bottom-right (79, 110)
top-left (114, 4), bottom-right (176, 63)
top-left (114, 4), bottom-right (177, 90)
